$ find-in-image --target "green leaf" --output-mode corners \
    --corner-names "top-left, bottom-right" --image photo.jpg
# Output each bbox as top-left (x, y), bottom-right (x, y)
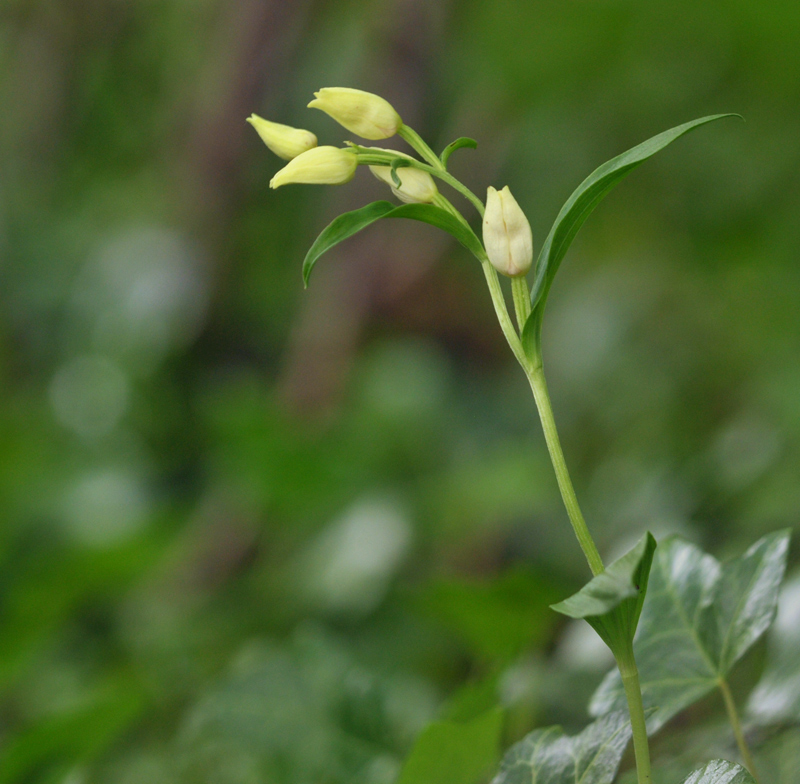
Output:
top-left (590, 531), bottom-right (790, 734)
top-left (302, 201), bottom-right (484, 286)
top-left (302, 201), bottom-right (394, 286)
top-left (397, 708), bottom-right (503, 784)
top-left (747, 573), bottom-right (800, 725)
top-left (390, 156), bottom-right (412, 187)
top-left (552, 533), bottom-right (656, 658)
top-left (384, 203), bottom-right (485, 258)
top-left (522, 114), bottom-right (740, 361)
top-left (680, 760), bottom-right (756, 784)
top-left (440, 137), bottom-right (478, 168)
top-left (492, 711), bottom-right (631, 784)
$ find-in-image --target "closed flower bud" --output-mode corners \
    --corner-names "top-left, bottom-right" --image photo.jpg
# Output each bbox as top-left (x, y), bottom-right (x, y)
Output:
top-left (246, 114), bottom-right (317, 160)
top-left (368, 150), bottom-right (438, 204)
top-left (482, 186), bottom-right (533, 277)
top-left (308, 87), bottom-right (402, 140)
top-left (270, 146), bottom-right (357, 189)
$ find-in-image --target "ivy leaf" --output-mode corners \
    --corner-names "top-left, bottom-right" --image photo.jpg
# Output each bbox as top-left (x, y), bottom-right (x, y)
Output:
top-left (491, 711), bottom-right (631, 784)
top-left (521, 114), bottom-right (740, 362)
top-left (747, 573), bottom-right (800, 725)
top-left (302, 201), bottom-right (484, 286)
top-left (590, 531), bottom-right (790, 734)
top-left (551, 533), bottom-right (656, 659)
top-left (440, 137), bottom-right (478, 168)
top-left (397, 708), bottom-right (503, 784)
top-left (680, 760), bottom-right (756, 784)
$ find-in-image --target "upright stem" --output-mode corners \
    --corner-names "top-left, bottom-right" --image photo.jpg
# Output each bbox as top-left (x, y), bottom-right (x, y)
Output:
top-left (511, 277), bottom-right (532, 331)
top-left (718, 677), bottom-right (761, 784)
top-left (527, 366), bottom-right (605, 576)
top-left (618, 645), bottom-right (653, 784)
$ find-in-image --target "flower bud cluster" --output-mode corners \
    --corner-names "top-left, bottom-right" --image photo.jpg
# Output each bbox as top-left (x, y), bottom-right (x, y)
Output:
top-left (249, 88), bottom-right (533, 280)
top-left (250, 88), bottom-right (426, 199)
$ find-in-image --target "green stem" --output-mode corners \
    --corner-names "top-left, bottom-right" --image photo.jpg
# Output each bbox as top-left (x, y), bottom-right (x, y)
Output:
top-left (718, 677), bottom-right (761, 784)
top-left (480, 261), bottom-right (527, 367)
top-left (618, 646), bottom-right (653, 784)
top-left (398, 123), bottom-right (444, 170)
top-left (511, 276), bottom-right (532, 332)
top-left (355, 143), bottom-right (486, 217)
top-left (526, 366), bottom-right (605, 576)
top-left (424, 163), bottom-right (485, 217)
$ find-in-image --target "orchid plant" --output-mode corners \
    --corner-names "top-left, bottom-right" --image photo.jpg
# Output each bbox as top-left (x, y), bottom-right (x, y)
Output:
top-left (250, 88), bottom-right (791, 784)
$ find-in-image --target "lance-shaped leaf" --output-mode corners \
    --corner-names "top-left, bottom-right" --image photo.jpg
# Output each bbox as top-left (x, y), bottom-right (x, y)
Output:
top-left (680, 760), bottom-right (756, 784)
top-left (521, 114), bottom-right (739, 361)
top-left (397, 708), bottom-right (503, 784)
top-left (552, 533), bottom-right (657, 659)
top-left (302, 201), bottom-right (484, 286)
top-left (590, 531), bottom-right (790, 734)
top-left (491, 711), bottom-right (631, 784)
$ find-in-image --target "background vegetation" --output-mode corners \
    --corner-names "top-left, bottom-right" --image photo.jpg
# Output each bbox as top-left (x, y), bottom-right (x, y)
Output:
top-left (1, 1), bottom-right (799, 782)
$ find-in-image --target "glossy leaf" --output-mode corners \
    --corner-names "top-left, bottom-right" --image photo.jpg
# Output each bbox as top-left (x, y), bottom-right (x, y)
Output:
top-left (747, 573), bottom-right (800, 725)
top-left (491, 711), bottom-right (631, 784)
top-left (552, 533), bottom-right (656, 658)
top-left (590, 531), bottom-right (790, 733)
top-left (680, 760), bottom-right (756, 784)
top-left (521, 114), bottom-right (739, 361)
top-left (302, 201), bottom-right (484, 286)
top-left (397, 708), bottom-right (503, 784)
top-left (441, 137), bottom-right (478, 168)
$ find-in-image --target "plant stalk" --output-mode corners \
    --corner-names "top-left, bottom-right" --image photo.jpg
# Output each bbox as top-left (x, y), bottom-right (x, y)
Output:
top-left (398, 123), bottom-right (443, 170)
top-left (718, 677), bottom-right (761, 784)
top-left (480, 260), bottom-right (527, 368)
top-left (618, 646), bottom-right (653, 784)
top-left (511, 277), bottom-right (532, 331)
top-left (526, 366), bottom-right (604, 576)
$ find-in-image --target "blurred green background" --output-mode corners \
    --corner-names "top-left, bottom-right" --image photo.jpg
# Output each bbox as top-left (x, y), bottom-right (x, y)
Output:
top-left (1, 1), bottom-right (799, 782)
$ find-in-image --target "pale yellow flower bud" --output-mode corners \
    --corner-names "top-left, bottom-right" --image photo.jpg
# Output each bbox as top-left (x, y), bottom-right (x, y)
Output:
top-left (246, 114), bottom-right (317, 160)
top-left (270, 146), bottom-right (357, 189)
top-left (482, 186), bottom-right (533, 277)
top-left (308, 87), bottom-right (402, 140)
top-left (368, 149), bottom-right (438, 204)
